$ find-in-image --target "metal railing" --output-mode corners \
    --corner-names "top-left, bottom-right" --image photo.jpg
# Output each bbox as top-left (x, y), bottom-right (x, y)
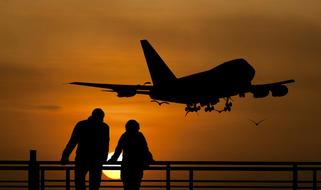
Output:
top-left (0, 150), bottom-right (320, 189)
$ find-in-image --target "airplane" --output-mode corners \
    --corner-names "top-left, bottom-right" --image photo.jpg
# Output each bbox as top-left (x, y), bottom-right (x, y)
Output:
top-left (70, 40), bottom-right (295, 114)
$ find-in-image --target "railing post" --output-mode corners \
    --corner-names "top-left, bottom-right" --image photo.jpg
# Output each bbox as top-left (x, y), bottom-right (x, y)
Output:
top-left (292, 164), bottom-right (298, 190)
top-left (166, 163), bottom-right (171, 190)
top-left (66, 168), bottom-right (70, 190)
top-left (28, 150), bottom-right (39, 190)
top-left (40, 169), bottom-right (45, 190)
top-left (313, 170), bottom-right (317, 190)
top-left (189, 169), bottom-right (193, 190)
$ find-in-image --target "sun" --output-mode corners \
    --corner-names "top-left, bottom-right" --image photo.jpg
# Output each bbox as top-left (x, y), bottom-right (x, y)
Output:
top-left (103, 152), bottom-right (123, 179)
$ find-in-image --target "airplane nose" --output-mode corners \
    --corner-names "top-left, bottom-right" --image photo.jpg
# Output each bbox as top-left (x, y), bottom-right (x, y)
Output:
top-left (241, 59), bottom-right (255, 81)
top-left (247, 64), bottom-right (255, 81)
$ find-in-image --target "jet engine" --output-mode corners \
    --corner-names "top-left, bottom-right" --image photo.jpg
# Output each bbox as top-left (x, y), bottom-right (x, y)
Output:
top-left (251, 87), bottom-right (269, 98)
top-left (116, 89), bottom-right (137, 97)
top-left (270, 85), bottom-right (288, 97)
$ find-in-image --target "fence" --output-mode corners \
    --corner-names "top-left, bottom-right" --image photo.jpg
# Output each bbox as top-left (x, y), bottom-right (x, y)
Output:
top-left (0, 150), bottom-right (320, 189)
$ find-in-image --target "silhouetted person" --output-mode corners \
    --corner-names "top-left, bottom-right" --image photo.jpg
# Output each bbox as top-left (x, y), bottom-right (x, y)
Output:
top-left (108, 120), bottom-right (153, 190)
top-left (61, 108), bottom-right (110, 190)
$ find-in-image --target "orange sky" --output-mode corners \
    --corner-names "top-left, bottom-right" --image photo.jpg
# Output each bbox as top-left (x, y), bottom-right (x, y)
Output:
top-left (0, 0), bottom-right (321, 162)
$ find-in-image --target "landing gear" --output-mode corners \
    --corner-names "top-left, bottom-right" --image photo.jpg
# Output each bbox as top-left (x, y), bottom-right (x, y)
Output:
top-left (204, 104), bottom-right (214, 112)
top-left (222, 97), bottom-right (232, 112)
top-left (184, 97), bottom-right (233, 115)
top-left (186, 103), bottom-right (216, 113)
top-left (223, 102), bottom-right (232, 112)
top-left (185, 103), bottom-right (201, 116)
top-left (185, 103), bottom-right (201, 112)
top-left (213, 97), bottom-right (233, 113)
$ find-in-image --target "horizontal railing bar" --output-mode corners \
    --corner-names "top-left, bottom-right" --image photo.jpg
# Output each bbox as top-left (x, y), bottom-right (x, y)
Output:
top-left (0, 161), bottom-right (29, 164)
top-left (36, 166), bottom-right (321, 171)
top-left (32, 166), bottom-right (321, 173)
top-left (11, 179), bottom-right (317, 184)
top-left (0, 184), bottom-right (301, 188)
top-left (188, 186), bottom-right (311, 189)
top-left (144, 179), bottom-right (321, 183)
top-left (0, 166), bottom-right (29, 170)
top-left (0, 183), bottom-right (317, 188)
top-left (1, 179), bottom-right (320, 185)
top-left (25, 160), bottom-right (321, 165)
top-left (149, 166), bottom-right (302, 171)
top-left (0, 186), bottom-right (28, 188)
top-left (0, 187), bottom-right (314, 189)
top-left (0, 186), bottom-right (315, 189)
top-left (0, 180), bottom-right (27, 183)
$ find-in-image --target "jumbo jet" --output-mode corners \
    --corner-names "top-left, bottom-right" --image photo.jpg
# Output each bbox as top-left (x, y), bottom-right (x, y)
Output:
top-left (70, 40), bottom-right (295, 114)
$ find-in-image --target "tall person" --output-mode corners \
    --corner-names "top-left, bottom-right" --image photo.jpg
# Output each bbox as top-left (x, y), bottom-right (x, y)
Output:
top-left (61, 108), bottom-right (110, 190)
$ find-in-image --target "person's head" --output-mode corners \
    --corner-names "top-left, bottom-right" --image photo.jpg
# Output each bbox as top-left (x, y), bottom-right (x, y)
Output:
top-left (125, 119), bottom-right (140, 133)
top-left (91, 108), bottom-right (105, 122)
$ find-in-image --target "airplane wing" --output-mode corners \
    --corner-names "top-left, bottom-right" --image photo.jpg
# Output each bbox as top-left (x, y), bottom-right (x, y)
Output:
top-left (69, 82), bottom-right (152, 97)
top-left (250, 79), bottom-right (295, 98)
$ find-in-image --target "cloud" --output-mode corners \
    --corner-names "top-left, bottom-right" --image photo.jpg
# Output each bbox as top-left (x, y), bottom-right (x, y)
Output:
top-left (32, 105), bottom-right (62, 111)
top-left (0, 63), bottom-right (56, 96)
top-left (0, 63), bottom-right (45, 78)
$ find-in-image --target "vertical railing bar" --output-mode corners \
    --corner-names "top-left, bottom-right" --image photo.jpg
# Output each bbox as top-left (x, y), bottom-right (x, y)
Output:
top-left (292, 164), bottom-right (298, 190)
top-left (40, 168), bottom-right (45, 190)
top-left (313, 169), bottom-right (317, 190)
top-left (66, 168), bottom-right (70, 190)
top-left (28, 150), bottom-right (35, 190)
top-left (189, 169), bottom-right (193, 190)
top-left (28, 150), bottom-right (39, 190)
top-left (166, 163), bottom-right (170, 190)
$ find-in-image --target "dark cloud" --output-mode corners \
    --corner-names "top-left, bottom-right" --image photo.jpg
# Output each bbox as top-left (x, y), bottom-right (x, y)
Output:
top-left (0, 63), bottom-right (46, 78)
top-left (0, 63), bottom-right (56, 91)
top-left (32, 105), bottom-right (62, 111)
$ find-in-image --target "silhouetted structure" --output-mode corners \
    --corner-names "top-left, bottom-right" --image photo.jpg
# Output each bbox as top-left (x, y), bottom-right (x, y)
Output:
top-left (2, 150), bottom-right (321, 189)
top-left (61, 108), bottom-right (110, 190)
top-left (108, 120), bottom-right (154, 190)
top-left (70, 40), bottom-right (295, 115)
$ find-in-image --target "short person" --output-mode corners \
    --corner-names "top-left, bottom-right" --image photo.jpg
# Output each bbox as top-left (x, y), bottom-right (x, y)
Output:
top-left (108, 120), bottom-right (153, 190)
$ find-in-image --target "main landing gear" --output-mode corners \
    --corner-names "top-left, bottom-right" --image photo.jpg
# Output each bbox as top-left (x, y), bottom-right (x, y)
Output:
top-left (184, 103), bottom-right (201, 116)
top-left (223, 98), bottom-right (233, 112)
top-left (184, 97), bottom-right (233, 115)
top-left (185, 103), bottom-right (201, 112)
top-left (216, 97), bottom-right (232, 113)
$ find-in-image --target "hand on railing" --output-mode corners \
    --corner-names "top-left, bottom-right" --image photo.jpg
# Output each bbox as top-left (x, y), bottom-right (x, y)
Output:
top-left (60, 155), bottom-right (69, 165)
top-left (106, 158), bottom-right (117, 164)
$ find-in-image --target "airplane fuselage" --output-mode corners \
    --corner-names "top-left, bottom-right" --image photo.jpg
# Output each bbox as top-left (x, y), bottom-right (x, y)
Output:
top-left (149, 59), bottom-right (255, 104)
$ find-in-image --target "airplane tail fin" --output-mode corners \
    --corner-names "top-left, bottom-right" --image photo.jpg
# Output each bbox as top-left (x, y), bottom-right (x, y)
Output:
top-left (141, 40), bottom-right (177, 86)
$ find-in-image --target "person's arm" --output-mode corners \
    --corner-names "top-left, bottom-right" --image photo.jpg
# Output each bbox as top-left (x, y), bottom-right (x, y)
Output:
top-left (60, 123), bottom-right (80, 164)
top-left (103, 124), bottom-right (110, 162)
top-left (108, 134), bottom-right (124, 163)
top-left (141, 133), bottom-right (155, 163)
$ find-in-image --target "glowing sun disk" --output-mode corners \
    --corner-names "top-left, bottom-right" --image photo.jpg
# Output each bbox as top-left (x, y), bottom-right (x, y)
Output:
top-left (103, 152), bottom-right (123, 179)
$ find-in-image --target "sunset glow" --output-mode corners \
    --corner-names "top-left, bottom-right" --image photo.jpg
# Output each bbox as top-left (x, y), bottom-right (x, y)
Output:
top-left (0, 0), bottom-right (321, 163)
top-left (103, 152), bottom-right (123, 179)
